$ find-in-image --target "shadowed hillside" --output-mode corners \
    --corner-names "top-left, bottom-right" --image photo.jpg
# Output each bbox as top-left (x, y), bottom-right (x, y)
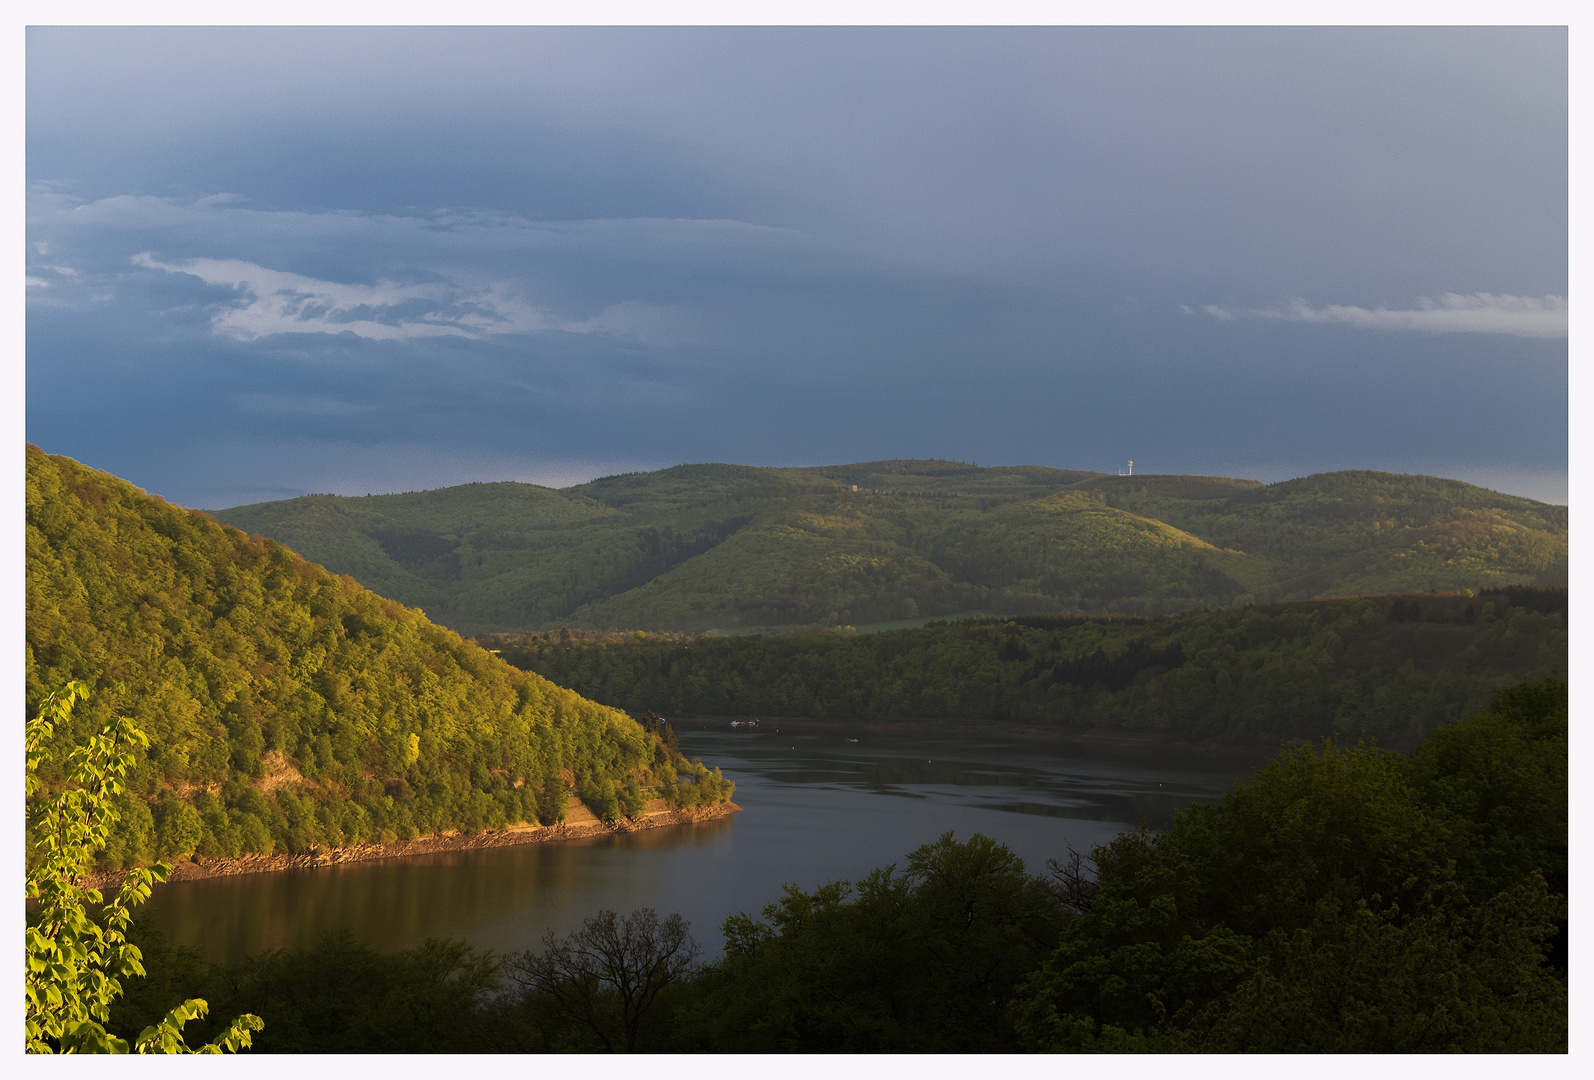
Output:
top-left (487, 588), bottom-right (1566, 751)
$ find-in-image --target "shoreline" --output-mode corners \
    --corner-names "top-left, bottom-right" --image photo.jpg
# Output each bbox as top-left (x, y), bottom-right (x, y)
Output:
top-left (82, 799), bottom-right (741, 891)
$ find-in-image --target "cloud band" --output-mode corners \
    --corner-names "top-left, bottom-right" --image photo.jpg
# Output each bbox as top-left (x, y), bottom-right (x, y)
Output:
top-left (128, 252), bottom-right (683, 344)
top-left (1186, 293), bottom-right (1567, 339)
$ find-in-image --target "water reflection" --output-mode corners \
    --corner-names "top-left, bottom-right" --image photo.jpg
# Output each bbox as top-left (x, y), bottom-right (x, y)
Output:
top-left (142, 725), bottom-right (1263, 962)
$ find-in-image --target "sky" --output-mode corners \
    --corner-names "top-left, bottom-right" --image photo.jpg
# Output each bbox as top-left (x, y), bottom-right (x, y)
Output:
top-left (25, 25), bottom-right (1569, 508)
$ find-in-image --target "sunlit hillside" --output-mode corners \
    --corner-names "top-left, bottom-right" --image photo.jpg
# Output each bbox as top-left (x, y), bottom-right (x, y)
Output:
top-left (25, 447), bottom-right (732, 873)
top-left (213, 460), bottom-right (1566, 636)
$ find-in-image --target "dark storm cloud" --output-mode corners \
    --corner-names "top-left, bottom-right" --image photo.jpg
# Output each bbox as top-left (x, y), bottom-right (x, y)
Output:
top-left (25, 26), bottom-right (1567, 507)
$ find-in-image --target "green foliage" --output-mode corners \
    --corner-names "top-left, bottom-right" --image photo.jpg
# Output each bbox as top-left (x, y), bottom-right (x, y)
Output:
top-left (579, 774), bottom-right (622, 822)
top-left (25, 683), bottom-right (264, 1054)
top-left (1008, 677), bottom-right (1568, 1052)
top-left (1407, 676), bottom-right (1568, 901)
top-left (1091, 470), bottom-right (1568, 599)
top-left (224, 932), bottom-right (502, 1053)
top-left (212, 459), bottom-right (1566, 635)
top-left (619, 776), bottom-right (646, 819)
top-left (107, 922), bottom-right (502, 1053)
top-left (1198, 874), bottom-right (1565, 1052)
top-left (25, 448), bottom-right (732, 878)
top-left (671, 832), bottom-right (1067, 1052)
top-left (493, 588), bottom-right (1565, 749)
top-left (532, 766), bottom-right (569, 825)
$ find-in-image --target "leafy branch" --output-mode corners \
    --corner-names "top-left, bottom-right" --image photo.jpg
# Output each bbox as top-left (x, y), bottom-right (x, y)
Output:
top-left (24, 682), bottom-right (264, 1054)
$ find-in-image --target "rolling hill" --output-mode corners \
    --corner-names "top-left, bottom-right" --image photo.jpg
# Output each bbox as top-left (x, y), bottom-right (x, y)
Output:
top-left (25, 447), bottom-right (732, 873)
top-left (212, 460), bottom-right (1567, 636)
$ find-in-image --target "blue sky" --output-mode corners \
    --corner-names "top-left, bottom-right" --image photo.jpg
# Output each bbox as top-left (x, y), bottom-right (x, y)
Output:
top-left (26, 26), bottom-right (1568, 508)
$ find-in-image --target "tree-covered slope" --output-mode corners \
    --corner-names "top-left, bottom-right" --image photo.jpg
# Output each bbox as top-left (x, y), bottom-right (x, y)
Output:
top-left (213, 459), bottom-right (1567, 635)
top-left (1088, 470), bottom-right (1569, 597)
top-left (489, 587), bottom-right (1566, 750)
top-left (25, 447), bottom-right (732, 873)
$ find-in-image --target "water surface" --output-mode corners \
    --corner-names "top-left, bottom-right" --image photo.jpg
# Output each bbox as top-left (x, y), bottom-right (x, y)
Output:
top-left (142, 724), bottom-right (1263, 962)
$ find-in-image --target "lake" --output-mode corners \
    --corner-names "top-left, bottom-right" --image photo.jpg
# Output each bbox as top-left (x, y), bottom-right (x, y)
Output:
top-left (140, 723), bottom-right (1266, 963)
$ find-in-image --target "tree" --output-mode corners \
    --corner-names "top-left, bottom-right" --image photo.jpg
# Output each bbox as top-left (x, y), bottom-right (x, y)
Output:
top-left (215, 931), bottom-right (501, 1053)
top-left (25, 682), bottom-right (263, 1054)
top-left (1009, 687), bottom-right (1568, 1053)
top-left (680, 833), bottom-right (1066, 1052)
top-left (503, 907), bottom-right (700, 1052)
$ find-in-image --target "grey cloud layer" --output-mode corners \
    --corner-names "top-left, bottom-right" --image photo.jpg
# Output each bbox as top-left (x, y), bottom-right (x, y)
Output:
top-left (29, 28), bottom-right (1567, 301)
top-left (28, 193), bottom-right (845, 349)
top-left (25, 28), bottom-right (1566, 508)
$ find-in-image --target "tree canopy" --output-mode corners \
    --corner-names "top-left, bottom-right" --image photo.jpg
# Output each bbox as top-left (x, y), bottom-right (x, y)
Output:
top-left (26, 447), bottom-right (732, 875)
top-left (1009, 677), bottom-right (1567, 1052)
top-left (490, 587), bottom-right (1564, 749)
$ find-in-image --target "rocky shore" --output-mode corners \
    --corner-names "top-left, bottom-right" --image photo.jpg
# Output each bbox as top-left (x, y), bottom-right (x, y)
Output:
top-left (81, 798), bottom-right (741, 891)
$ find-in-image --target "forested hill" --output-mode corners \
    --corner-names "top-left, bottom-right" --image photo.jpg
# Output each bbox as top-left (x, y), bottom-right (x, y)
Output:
top-left (25, 447), bottom-right (732, 873)
top-left (488, 588), bottom-right (1566, 750)
top-left (213, 459), bottom-right (1567, 636)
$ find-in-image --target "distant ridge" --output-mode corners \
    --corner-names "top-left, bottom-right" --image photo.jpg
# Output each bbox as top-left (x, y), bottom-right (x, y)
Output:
top-left (212, 459), bottom-right (1567, 636)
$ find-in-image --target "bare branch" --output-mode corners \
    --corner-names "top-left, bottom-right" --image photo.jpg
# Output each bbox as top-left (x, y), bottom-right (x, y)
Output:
top-left (505, 907), bottom-right (700, 1052)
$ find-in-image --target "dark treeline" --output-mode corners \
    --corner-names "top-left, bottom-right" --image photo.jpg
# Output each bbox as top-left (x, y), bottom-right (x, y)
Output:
top-left (485, 588), bottom-right (1565, 750)
top-left (107, 678), bottom-right (1566, 1052)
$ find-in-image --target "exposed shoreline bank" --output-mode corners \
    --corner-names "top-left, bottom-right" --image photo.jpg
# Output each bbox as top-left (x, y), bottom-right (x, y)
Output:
top-left (83, 800), bottom-right (741, 892)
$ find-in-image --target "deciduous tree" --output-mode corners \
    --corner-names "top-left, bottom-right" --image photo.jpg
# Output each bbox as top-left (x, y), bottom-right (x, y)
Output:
top-left (504, 907), bottom-right (699, 1052)
top-left (25, 682), bottom-right (263, 1054)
